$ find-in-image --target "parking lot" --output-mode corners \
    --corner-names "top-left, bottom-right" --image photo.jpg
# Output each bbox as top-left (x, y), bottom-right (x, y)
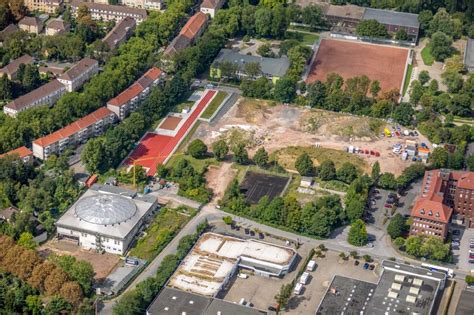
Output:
top-left (451, 225), bottom-right (474, 272)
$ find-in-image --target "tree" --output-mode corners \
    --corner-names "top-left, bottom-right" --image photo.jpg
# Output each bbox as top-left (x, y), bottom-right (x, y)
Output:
top-left (301, 4), bottom-right (324, 29)
top-left (22, 64), bottom-right (41, 91)
top-left (0, 73), bottom-right (12, 100)
top-left (257, 43), bottom-right (273, 57)
top-left (218, 61), bottom-right (238, 80)
top-left (295, 153), bottom-right (314, 176)
top-left (44, 268), bottom-right (69, 296)
top-left (0, 5), bottom-right (12, 30)
top-left (9, 0), bottom-right (26, 21)
top-left (444, 55), bottom-right (464, 73)
top-left (319, 160), bottom-right (336, 181)
top-left (60, 282), bottom-right (83, 307)
top-left (442, 70), bottom-right (464, 93)
top-left (255, 8), bottom-right (273, 37)
top-left (430, 147), bottom-right (449, 168)
top-left (387, 214), bottom-right (407, 239)
top-left (307, 80), bottom-right (326, 107)
top-left (371, 161), bottom-right (380, 181)
top-left (243, 62), bottom-right (261, 79)
top-left (212, 140), bottom-right (228, 161)
top-left (394, 237), bottom-right (405, 248)
top-left (377, 173), bottom-right (398, 190)
top-left (81, 137), bottom-right (106, 173)
top-left (273, 76), bottom-right (296, 103)
top-left (18, 232), bottom-right (37, 250)
top-left (187, 139), bottom-right (207, 159)
top-left (274, 283), bottom-right (292, 310)
top-left (418, 10), bottom-right (433, 33)
top-left (395, 29), bottom-right (408, 40)
top-left (345, 198), bottom-right (365, 223)
top-left (430, 31), bottom-right (453, 61)
top-left (232, 143), bottom-right (248, 164)
top-left (356, 19), bottom-right (388, 38)
top-left (405, 235), bottom-right (424, 257)
top-left (336, 162), bottom-right (358, 184)
top-left (347, 219), bottom-right (368, 246)
top-left (429, 8), bottom-right (461, 39)
top-left (392, 103), bottom-right (414, 126)
top-left (253, 147), bottom-right (268, 168)
top-left (467, 155), bottom-right (474, 171)
top-left (418, 71), bottom-right (430, 86)
top-left (370, 80), bottom-right (381, 98)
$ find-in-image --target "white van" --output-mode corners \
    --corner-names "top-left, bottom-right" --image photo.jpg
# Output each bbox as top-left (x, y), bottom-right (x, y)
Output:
top-left (306, 260), bottom-right (316, 272)
top-left (299, 272), bottom-right (310, 285)
top-left (294, 283), bottom-right (303, 295)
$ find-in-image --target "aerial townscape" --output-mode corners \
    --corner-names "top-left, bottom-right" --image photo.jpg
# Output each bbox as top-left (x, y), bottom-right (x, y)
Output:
top-left (0, 0), bottom-right (474, 314)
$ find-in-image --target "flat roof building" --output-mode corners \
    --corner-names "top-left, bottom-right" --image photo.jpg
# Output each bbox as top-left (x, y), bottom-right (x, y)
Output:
top-left (168, 232), bottom-right (297, 297)
top-left (146, 287), bottom-right (271, 315)
top-left (317, 260), bottom-right (446, 315)
top-left (211, 49), bottom-right (290, 83)
top-left (102, 17), bottom-right (136, 50)
top-left (3, 79), bottom-right (67, 117)
top-left (58, 58), bottom-right (99, 92)
top-left (464, 38), bottom-right (474, 72)
top-left (32, 107), bottom-right (116, 160)
top-left (56, 183), bottom-right (158, 255)
top-left (362, 8), bottom-right (420, 41)
top-left (107, 67), bottom-right (164, 120)
top-left (0, 54), bottom-right (35, 80)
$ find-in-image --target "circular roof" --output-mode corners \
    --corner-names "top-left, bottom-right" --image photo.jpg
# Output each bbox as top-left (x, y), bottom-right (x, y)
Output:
top-left (75, 194), bottom-right (137, 225)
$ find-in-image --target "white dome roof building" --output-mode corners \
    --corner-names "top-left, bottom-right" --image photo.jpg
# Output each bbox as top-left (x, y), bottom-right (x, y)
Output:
top-left (56, 184), bottom-right (158, 255)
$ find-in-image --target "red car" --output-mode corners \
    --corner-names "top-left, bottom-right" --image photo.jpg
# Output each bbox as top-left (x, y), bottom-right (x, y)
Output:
top-left (384, 204), bottom-right (393, 209)
top-left (395, 131), bottom-right (400, 137)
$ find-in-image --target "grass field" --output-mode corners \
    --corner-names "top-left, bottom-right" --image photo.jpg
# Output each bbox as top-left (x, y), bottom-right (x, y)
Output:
top-left (200, 91), bottom-right (228, 119)
top-left (273, 146), bottom-right (368, 172)
top-left (421, 46), bottom-right (434, 66)
top-left (402, 63), bottom-right (413, 96)
top-left (128, 207), bottom-right (193, 260)
top-left (287, 30), bottom-right (320, 45)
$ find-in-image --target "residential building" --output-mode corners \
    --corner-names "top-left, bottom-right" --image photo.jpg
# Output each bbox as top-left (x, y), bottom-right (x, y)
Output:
top-left (464, 38), bottom-right (474, 72)
top-left (147, 288), bottom-right (271, 315)
top-left (71, 0), bottom-right (148, 24)
top-left (210, 49), bottom-right (290, 83)
top-left (102, 17), bottom-right (136, 50)
top-left (18, 16), bottom-right (44, 34)
top-left (163, 12), bottom-right (208, 57)
top-left (119, 0), bottom-right (163, 10)
top-left (200, 0), bottom-right (225, 18)
top-left (57, 58), bottom-right (99, 92)
top-left (32, 107), bottom-right (116, 160)
top-left (323, 4), bottom-right (365, 29)
top-left (362, 8), bottom-right (420, 42)
top-left (0, 207), bottom-right (21, 223)
top-left (45, 19), bottom-right (69, 36)
top-left (410, 169), bottom-right (474, 238)
top-left (0, 54), bottom-right (35, 80)
top-left (317, 260), bottom-right (446, 315)
top-left (107, 67), bottom-right (164, 120)
top-left (3, 79), bottom-right (67, 117)
top-left (0, 24), bottom-right (19, 46)
top-left (167, 232), bottom-right (296, 297)
top-left (55, 184), bottom-right (158, 255)
top-left (24, 0), bottom-right (64, 14)
top-left (0, 146), bottom-right (34, 163)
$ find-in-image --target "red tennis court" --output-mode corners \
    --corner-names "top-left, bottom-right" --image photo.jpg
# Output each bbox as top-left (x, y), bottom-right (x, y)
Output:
top-left (124, 90), bottom-right (216, 175)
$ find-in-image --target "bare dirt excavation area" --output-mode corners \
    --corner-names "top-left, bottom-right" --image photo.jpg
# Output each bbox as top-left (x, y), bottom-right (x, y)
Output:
top-left (193, 98), bottom-right (431, 175)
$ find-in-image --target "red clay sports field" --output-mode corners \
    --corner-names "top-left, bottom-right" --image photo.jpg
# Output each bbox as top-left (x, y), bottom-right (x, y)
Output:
top-left (124, 90), bottom-right (216, 175)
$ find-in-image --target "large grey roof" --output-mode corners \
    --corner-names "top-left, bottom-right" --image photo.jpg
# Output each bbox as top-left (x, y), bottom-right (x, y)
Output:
top-left (214, 49), bottom-right (290, 78)
top-left (465, 38), bottom-right (474, 68)
top-left (75, 194), bottom-right (137, 225)
top-left (363, 8), bottom-right (420, 29)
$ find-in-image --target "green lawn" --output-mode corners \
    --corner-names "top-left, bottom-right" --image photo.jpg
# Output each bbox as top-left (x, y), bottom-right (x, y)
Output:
top-left (200, 91), bottom-right (228, 119)
top-left (286, 30), bottom-right (320, 45)
top-left (421, 46), bottom-right (434, 66)
top-left (402, 63), bottom-right (413, 96)
top-left (128, 207), bottom-right (193, 260)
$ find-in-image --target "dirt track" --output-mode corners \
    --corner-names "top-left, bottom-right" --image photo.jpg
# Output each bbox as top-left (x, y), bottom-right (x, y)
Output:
top-left (193, 98), bottom-right (431, 176)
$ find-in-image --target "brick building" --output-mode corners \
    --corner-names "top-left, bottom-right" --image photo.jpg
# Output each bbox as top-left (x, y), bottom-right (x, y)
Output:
top-left (410, 169), bottom-right (474, 239)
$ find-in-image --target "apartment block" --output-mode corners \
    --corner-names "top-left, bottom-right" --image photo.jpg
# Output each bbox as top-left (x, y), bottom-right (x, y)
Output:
top-left (164, 12), bottom-right (208, 57)
top-left (71, 0), bottom-right (148, 24)
top-left (3, 79), bottom-right (67, 117)
top-left (107, 67), bottom-right (163, 120)
top-left (200, 0), bottom-right (225, 18)
top-left (0, 146), bottom-right (34, 163)
top-left (24, 0), bottom-right (64, 14)
top-left (102, 17), bottom-right (136, 50)
top-left (119, 0), bottom-right (163, 10)
top-left (57, 58), bottom-right (99, 92)
top-left (18, 16), bottom-right (44, 34)
top-left (32, 107), bottom-right (117, 160)
top-left (0, 55), bottom-right (35, 80)
top-left (45, 19), bottom-right (69, 36)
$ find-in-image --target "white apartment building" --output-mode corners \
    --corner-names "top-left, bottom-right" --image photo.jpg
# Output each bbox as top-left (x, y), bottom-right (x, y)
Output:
top-left (32, 107), bottom-right (116, 160)
top-left (3, 79), bottom-right (67, 117)
top-left (120, 0), bottom-right (163, 10)
top-left (57, 58), bottom-right (99, 92)
top-left (107, 67), bottom-right (163, 120)
top-left (200, 0), bottom-right (225, 18)
top-left (71, 0), bottom-right (148, 24)
top-left (56, 184), bottom-right (158, 255)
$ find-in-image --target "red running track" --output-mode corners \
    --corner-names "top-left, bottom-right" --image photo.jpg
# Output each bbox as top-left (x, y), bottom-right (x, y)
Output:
top-left (124, 90), bottom-right (216, 175)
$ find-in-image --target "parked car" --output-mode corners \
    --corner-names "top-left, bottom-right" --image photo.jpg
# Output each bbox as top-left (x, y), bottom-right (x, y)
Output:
top-left (244, 228), bottom-right (250, 235)
top-left (384, 204), bottom-right (393, 209)
top-left (250, 230), bottom-right (255, 236)
top-left (354, 260), bottom-right (359, 266)
top-left (451, 241), bottom-right (460, 246)
top-left (366, 242), bottom-right (374, 248)
top-left (469, 260), bottom-right (474, 264)
top-left (237, 273), bottom-right (248, 279)
top-left (369, 264), bottom-right (375, 270)
top-left (452, 230), bottom-right (461, 236)
top-left (363, 263), bottom-right (369, 269)
top-left (258, 233), bottom-right (264, 239)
